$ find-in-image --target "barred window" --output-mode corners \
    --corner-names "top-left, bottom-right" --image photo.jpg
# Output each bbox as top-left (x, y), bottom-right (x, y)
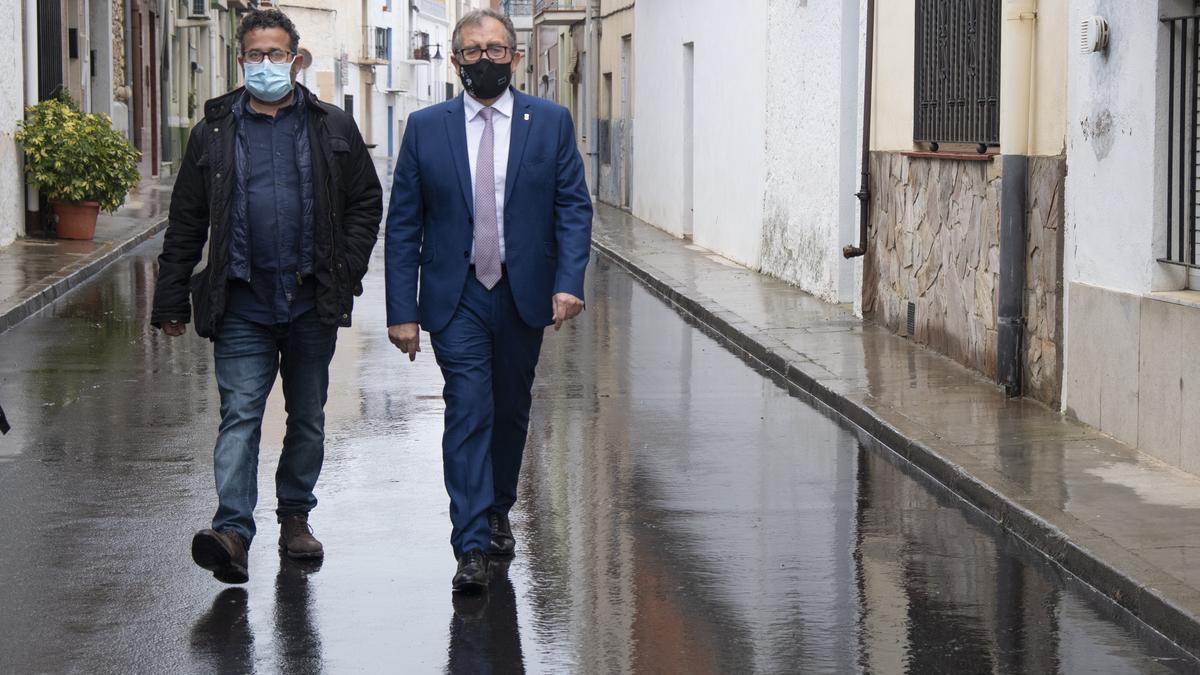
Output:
top-left (1161, 14), bottom-right (1200, 272)
top-left (913, 0), bottom-right (1001, 151)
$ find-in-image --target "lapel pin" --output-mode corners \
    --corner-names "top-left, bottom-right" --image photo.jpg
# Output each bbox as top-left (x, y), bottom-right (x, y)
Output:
top-left (523, 113), bottom-right (530, 121)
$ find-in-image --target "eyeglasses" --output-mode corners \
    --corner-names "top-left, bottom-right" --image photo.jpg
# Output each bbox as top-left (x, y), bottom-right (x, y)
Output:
top-left (456, 46), bottom-right (513, 64)
top-left (243, 49), bottom-right (294, 64)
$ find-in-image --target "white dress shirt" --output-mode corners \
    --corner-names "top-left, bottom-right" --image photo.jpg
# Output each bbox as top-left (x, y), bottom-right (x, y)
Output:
top-left (464, 88), bottom-right (512, 264)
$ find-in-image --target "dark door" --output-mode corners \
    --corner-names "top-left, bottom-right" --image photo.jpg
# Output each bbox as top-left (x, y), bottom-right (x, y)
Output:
top-left (148, 10), bottom-right (159, 175)
top-left (37, 0), bottom-right (63, 101)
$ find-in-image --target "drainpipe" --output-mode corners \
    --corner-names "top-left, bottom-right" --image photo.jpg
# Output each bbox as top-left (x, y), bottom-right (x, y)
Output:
top-left (842, 0), bottom-right (874, 259)
top-left (997, 0), bottom-right (1037, 397)
top-left (23, 0), bottom-right (39, 225)
top-left (586, 0), bottom-right (600, 199)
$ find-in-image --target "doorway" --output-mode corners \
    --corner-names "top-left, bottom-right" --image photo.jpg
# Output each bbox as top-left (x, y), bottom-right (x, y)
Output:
top-left (620, 35), bottom-right (632, 209)
top-left (682, 42), bottom-right (694, 238)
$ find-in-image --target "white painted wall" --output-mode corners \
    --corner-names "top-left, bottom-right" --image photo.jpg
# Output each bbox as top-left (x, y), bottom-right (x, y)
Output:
top-left (412, 9), bottom-right (449, 108)
top-left (0, 1), bottom-right (25, 247)
top-left (1061, 0), bottom-right (1192, 419)
top-left (760, 0), bottom-right (864, 304)
top-left (631, 0), bottom-right (768, 268)
top-left (88, 0), bottom-right (113, 118)
top-left (632, 0), bottom-right (863, 300)
top-left (1065, 0), bottom-right (1188, 297)
top-left (365, 1), bottom-right (409, 157)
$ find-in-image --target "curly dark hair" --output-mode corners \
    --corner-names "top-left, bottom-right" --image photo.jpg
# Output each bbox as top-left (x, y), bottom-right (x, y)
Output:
top-left (236, 9), bottom-right (300, 54)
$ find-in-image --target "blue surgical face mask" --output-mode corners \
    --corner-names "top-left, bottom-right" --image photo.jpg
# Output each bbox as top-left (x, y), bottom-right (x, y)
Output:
top-left (243, 60), bottom-right (295, 103)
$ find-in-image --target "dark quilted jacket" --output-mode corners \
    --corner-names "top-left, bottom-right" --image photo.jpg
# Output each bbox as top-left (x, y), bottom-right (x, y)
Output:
top-left (151, 84), bottom-right (382, 337)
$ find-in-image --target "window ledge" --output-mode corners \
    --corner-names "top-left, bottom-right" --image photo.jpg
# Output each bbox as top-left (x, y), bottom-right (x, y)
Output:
top-left (1146, 289), bottom-right (1200, 310)
top-left (902, 151), bottom-right (996, 162)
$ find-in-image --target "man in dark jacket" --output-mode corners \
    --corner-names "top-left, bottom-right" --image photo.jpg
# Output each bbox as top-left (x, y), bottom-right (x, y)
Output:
top-left (151, 9), bottom-right (381, 584)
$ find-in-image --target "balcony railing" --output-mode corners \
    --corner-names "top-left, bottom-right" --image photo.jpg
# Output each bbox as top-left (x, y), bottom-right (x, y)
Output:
top-left (535, 0), bottom-right (587, 12)
top-left (362, 26), bottom-right (389, 64)
top-left (412, 31), bottom-right (431, 61)
top-left (503, 0), bottom-right (533, 16)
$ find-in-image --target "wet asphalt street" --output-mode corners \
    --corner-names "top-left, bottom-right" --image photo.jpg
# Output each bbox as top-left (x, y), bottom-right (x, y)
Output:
top-left (1, 232), bottom-right (1198, 674)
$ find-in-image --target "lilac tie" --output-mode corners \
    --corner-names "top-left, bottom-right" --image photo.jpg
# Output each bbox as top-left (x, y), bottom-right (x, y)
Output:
top-left (474, 107), bottom-right (502, 290)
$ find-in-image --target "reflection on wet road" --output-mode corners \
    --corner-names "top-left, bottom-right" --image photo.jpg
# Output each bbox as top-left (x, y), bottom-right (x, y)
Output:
top-left (0, 236), bottom-right (1195, 673)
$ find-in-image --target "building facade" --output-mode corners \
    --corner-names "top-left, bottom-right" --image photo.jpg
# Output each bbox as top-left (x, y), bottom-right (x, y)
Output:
top-left (0, 2), bottom-right (26, 247)
top-left (863, 0), bottom-right (1068, 407)
top-left (592, 0), bottom-right (633, 209)
top-left (630, 0), bottom-right (865, 305)
top-left (1061, 0), bottom-right (1200, 473)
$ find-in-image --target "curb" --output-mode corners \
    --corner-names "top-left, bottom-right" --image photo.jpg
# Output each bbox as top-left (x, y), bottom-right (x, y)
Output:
top-left (0, 217), bottom-right (169, 335)
top-left (590, 238), bottom-right (1200, 658)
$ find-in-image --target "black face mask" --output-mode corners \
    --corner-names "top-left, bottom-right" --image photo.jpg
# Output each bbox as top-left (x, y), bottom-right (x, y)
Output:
top-left (459, 58), bottom-right (512, 100)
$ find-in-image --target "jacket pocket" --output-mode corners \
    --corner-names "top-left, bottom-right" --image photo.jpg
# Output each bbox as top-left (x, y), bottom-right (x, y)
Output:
top-left (190, 266), bottom-right (213, 338)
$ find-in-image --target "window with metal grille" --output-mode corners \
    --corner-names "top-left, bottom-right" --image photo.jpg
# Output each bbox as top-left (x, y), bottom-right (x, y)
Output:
top-left (413, 31), bottom-right (431, 61)
top-left (375, 27), bottom-right (389, 62)
top-left (1161, 14), bottom-right (1200, 271)
top-left (913, 0), bottom-right (1001, 150)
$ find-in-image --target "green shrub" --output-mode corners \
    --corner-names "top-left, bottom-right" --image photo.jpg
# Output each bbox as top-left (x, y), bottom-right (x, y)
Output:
top-left (15, 97), bottom-right (142, 213)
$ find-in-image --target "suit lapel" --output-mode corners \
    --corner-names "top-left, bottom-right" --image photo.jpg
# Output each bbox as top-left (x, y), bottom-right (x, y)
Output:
top-left (444, 96), bottom-right (474, 215)
top-left (505, 91), bottom-right (534, 202)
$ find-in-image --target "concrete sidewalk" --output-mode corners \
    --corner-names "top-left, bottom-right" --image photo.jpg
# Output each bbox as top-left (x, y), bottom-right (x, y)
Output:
top-left (591, 202), bottom-right (1200, 657)
top-left (0, 177), bottom-right (174, 334)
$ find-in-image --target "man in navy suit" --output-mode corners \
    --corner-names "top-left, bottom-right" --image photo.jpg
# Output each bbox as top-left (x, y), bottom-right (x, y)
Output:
top-left (384, 9), bottom-right (592, 592)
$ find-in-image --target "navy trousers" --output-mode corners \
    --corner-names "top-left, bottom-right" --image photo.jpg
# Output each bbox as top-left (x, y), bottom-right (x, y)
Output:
top-left (430, 274), bottom-right (545, 558)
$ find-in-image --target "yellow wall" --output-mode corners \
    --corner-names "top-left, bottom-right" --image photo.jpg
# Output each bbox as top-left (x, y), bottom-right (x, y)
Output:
top-left (1029, 0), bottom-right (1067, 156)
top-left (871, 0), bottom-right (916, 152)
top-left (598, 6), bottom-right (635, 121)
top-left (871, 0), bottom-right (1066, 157)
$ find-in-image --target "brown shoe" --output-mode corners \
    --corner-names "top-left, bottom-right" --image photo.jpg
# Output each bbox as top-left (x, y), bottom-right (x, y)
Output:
top-left (192, 529), bottom-right (249, 584)
top-left (278, 514), bottom-right (324, 559)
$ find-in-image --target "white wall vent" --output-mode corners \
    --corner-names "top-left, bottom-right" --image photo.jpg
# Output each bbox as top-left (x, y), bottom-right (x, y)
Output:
top-left (1080, 16), bottom-right (1109, 54)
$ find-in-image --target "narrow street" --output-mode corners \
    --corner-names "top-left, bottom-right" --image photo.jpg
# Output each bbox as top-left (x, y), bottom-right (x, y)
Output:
top-left (0, 234), bottom-right (1195, 673)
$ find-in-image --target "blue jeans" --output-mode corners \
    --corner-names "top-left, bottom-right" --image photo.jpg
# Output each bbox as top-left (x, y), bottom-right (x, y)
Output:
top-left (431, 275), bottom-right (545, 558)
top-left (211, 309), bottom-right (337, 545)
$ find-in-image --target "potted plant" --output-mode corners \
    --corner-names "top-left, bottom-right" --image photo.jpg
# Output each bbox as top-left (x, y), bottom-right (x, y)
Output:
top-left (15, 97), bottom-right (141, 240)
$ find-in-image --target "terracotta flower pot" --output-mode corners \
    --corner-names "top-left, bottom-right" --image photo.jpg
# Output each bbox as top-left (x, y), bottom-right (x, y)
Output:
top-left (50, 200), bottom-right (100, 240)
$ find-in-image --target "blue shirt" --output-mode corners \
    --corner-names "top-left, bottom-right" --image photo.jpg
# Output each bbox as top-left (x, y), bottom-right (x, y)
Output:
top-left (226, 94), bottom-right (316, 325)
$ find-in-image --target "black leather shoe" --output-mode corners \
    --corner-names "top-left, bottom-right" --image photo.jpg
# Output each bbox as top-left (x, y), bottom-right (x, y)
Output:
top-left (452, 549), bottom-right (490, 593)
top-left (487, 512), bottom-right (515, 558)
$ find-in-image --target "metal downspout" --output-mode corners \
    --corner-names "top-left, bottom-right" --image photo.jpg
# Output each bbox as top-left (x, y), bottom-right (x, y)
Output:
top-left (997, 0), bottom-right (1037, 397)
top-left (586, 0), bottom-right (600, 199)
top-left (843, 0), bottom-right (875, 259)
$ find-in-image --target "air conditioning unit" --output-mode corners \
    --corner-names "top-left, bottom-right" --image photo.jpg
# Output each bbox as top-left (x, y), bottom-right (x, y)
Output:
top-left (188, 0), bottom-right (211, 20)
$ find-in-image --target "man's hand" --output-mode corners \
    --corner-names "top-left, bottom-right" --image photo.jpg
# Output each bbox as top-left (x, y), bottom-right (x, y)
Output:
top-left (552, 293), bottom-right (584, 331)
top-left (161, 320), bottom-right (187, 337)
top-left (388, 323), bottom-right (422, 361)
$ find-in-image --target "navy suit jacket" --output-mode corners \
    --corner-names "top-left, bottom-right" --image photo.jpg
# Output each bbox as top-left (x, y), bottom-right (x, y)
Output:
top-left (385, 89), bottom-right (593, 333)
